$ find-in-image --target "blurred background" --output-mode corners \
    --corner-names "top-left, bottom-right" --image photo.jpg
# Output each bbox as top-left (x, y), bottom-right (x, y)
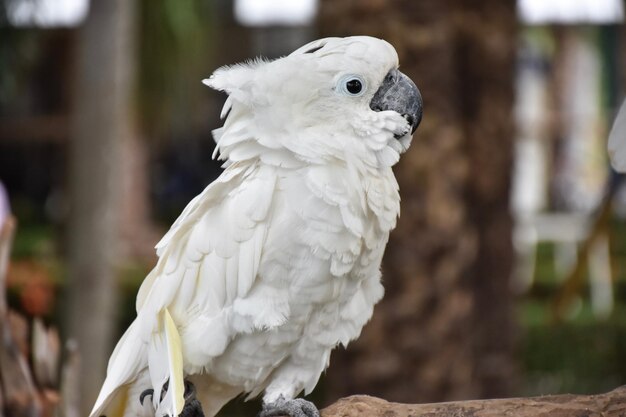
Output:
top-left (0, 0), bottom-right (625, 416)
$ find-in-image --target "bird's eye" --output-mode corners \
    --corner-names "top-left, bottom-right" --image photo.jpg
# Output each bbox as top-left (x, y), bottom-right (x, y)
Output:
top-left (346, 79), bottom-right (362, 94)
top-left (337, 75), bottom-right (366, 97)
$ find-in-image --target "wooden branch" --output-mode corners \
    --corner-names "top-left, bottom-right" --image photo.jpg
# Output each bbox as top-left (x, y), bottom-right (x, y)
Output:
top-left (321, 386), bottom-right (626, 417)
top-left (0, 218), bottom-right (43, 417)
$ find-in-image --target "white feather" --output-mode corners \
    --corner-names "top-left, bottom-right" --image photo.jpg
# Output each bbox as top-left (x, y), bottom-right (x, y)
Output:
top-left (151, 309), bottom-right (184, 417)
top-left (89, 321), bottom-right (146, 417)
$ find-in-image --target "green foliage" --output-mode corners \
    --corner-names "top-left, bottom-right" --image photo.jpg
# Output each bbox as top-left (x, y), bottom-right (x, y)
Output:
top-left (520, 215), bottom-right (626, 395)
top-left (11, 222), bottom-right (56, 259)
top-left (137, 0), bottom-right (215, 137)
top-left (0, 28), bottom-right (42, 115)
top-left (521, 300), bottom-right (626, 396)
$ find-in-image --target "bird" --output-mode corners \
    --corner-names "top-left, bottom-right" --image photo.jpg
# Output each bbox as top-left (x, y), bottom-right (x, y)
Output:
top-left (89, 35), bottom-right (422, 417)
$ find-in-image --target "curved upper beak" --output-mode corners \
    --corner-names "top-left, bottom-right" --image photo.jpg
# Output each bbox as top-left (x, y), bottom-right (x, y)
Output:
top-left (369, 69), bottom-right (423, 137)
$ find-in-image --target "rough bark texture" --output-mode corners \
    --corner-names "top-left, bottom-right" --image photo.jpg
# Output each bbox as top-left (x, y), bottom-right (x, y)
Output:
top-left (320, 387), bottom-right (626, 417)
top-left (319, 0), bottom-right (517, 403)
top-left (66, 0), bottom-right (137, 414)
top-left (0, 218), bottom-right (41, 417)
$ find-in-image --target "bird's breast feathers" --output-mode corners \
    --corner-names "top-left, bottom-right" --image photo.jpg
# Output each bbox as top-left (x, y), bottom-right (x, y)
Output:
top-left (176, 161), bottom-right (395, 391)
top-left (173, 160), bottom-right (397, 352)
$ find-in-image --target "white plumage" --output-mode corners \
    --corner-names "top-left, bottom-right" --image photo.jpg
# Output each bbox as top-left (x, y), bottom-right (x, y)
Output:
top-left (90, 36), bottom-right (420, 417)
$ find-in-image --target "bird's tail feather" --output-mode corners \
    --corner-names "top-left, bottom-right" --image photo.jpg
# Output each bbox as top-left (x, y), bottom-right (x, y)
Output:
top-left (148, 308), bottom-right (185, 417)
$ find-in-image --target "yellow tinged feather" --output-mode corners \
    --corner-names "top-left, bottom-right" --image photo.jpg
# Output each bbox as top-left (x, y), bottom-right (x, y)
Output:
top-left (164, 308), bottom-right (185, 416)
top-left (107, 385), bottom-right (129, 417)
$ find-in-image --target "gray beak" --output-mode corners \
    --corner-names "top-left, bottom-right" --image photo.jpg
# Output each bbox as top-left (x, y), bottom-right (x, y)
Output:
top-left (369, 69), bottom-right (423, 137)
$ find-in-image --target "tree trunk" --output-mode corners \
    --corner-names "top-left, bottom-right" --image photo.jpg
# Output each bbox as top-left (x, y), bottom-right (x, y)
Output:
top-left (319, 0), bottom-right (517, 403)
top-left (118, 130), bottom-right (159, 262)
top-left (66, 0), bottom-right (137, 414)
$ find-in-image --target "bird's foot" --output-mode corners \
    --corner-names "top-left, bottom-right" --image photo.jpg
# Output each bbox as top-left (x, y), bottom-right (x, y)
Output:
top-left (258, 396), bottom-right (320, 417)
top-left (179, 380), bottom-right (204, 417)
top-left (139, 380), bottom-right (205, 417)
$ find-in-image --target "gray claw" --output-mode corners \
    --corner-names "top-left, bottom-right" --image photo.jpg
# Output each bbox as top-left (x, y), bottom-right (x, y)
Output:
top-left (181, 381), bottom-right (204, 417)
top-left (258, 397), bottom-right (320, 417)
top-left (140, 388), bottom-right (154, 406)
top-left (139, 380), bottom-right (205, 417)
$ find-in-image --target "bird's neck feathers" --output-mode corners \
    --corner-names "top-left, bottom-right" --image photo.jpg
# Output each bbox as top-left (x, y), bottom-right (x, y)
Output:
top-left (212, 108), bottom-right (402, 175)
top-left (205, 58), bottom-right (410, 171)
top-left (210, 102), bottom-right (408, 174)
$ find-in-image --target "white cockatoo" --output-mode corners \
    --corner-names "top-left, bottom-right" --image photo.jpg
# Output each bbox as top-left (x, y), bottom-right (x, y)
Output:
top-left (608, 98), bottom-right (626, 172)
top-left (90, 36), bottom-right (422, 417)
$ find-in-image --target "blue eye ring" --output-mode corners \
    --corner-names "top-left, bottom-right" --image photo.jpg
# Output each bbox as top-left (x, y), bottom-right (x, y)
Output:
top-left (337, 75), bottom-right (366, 97)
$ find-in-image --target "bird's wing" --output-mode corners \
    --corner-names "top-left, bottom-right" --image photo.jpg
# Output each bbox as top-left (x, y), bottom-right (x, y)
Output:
top-left (143, 161), bottom-right (277, 416)
top-left (90, 161), bottom-right (278, 417)
top-left (608, 98), bottom-right (626, 173)
top-left (89, 318), bottom-right (149, 417)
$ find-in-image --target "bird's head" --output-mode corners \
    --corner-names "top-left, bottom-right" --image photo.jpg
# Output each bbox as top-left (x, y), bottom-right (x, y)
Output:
top-left (204, 36), bottom-right (422, 168)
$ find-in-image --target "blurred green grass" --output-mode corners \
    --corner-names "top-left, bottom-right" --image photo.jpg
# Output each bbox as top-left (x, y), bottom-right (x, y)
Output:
top-left (520, 299), bottom-right (626, 395)
top-left (520, 215), bottom-right (626, 395)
